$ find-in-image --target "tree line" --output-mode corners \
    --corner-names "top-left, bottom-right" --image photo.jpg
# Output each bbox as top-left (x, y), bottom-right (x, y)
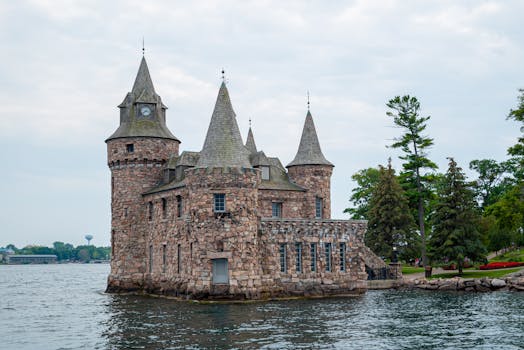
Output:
top-left (345, 90), bottom-right (524, 273)
top-left (2, 242), bottom-right (110, 262)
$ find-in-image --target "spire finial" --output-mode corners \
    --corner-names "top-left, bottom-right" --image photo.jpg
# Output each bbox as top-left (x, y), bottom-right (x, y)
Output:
top-left (307, 91), bottom-right (310, 111)
top-left (221, 68), bottom-right (225, 83)
top-left (249, 117), bottom-right (252, 128)
top-left (142, 37), bottom-right (145, 56)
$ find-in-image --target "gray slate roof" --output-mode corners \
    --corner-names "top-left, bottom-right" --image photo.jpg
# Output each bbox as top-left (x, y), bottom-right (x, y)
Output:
top-left (250, 151), bottom-right (271, 167)
top-left (106, 57), bottom-right (179, 142)
top-left (259, 157), bottom-right (305, 191)
top-left (167, 151), bottom-right (200, 169)
top-left (245, 127), bottom-right (257, 154)
top-left (196, 82), bottom-right (251, 168)
top-left (287, 110), bottom-right (333, 167)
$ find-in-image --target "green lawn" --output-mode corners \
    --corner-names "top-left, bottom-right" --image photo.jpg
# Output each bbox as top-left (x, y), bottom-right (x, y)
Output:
top-left (490, 248), bottom-right (524, 263)
top-left (431, 268), bottom-right (523, 279)
top-left (402, 266), bottom-right (425, 275)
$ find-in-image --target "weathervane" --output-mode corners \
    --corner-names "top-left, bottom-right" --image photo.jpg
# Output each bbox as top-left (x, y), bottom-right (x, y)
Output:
top-left (249, 117), bottom-right (252, 128)
top-left (142, 37), bottom-right (145, 56)
top-left (221, 68), bottom-right (226, 83)
top-left (307, 91), bottom-right (310, 111)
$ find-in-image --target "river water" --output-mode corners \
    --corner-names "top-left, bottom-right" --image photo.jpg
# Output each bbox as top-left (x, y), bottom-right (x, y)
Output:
top-left (0, 264), bottom-right (523, 349)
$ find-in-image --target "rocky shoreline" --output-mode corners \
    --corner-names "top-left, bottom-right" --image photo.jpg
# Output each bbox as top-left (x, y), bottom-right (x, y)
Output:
top-left (401, 270), bottom-right (524, 292)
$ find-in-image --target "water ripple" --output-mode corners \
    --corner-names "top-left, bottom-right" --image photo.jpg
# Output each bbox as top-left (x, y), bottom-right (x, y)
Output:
top-left (1, 264), bottom-right (523, 349)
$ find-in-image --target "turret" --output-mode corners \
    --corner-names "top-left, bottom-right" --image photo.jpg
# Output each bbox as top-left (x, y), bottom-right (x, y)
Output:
top-left (287, 110), bottom-right (334, 219)
top-left (185, 82), bottom-right (262, 298)
top-left (106, 56), bottom-right (180, 292)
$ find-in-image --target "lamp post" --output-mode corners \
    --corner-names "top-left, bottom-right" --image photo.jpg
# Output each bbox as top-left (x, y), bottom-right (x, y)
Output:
top-left (392, 246), bottom-right (398, 263)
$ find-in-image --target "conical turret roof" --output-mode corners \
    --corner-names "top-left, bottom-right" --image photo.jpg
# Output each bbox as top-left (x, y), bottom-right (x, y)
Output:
top-left (245, 127), bottom-right (257, 154)
top-left (131, 56), bottom-right (155, 95)
top-left (106, 57), bottom-right (179, 142)
top-left (196, 82), bottom-right (251, 168)
top-left (287, 110), bottom-right (333, 167)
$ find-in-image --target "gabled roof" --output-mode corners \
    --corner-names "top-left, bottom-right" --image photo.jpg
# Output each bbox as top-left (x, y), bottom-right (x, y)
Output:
top-left (245, 127), bottom-right (257, 154)
top-left (196, 82), bottom-right (251, 168)
top-left (259, 157), bottom-right (306, 191)
top-left (250, 151), bottom-right (271, 167)
top-left (287, 110), bottom-right (333, 167)
top-left (177, 151), bottom-right (200, 167)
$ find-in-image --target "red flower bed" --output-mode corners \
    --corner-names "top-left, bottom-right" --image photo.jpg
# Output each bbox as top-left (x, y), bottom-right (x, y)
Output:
top-left (479, 262), bottom-right (524, 270)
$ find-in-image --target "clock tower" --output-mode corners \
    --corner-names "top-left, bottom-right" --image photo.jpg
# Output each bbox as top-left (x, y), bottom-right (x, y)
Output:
top-left (105, 56), bottom-right (180, 292)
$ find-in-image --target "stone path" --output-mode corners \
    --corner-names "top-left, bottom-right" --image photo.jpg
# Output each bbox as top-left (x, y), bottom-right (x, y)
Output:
top-left (403, 266), bottom-right (524, 281)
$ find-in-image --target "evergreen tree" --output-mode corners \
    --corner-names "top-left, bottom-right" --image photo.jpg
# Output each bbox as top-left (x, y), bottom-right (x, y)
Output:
top-left (366, 159), bottom-right (418, 260)
top-left (344, 167), bottom-right (380, 219)
top-left (429, 158), bottom-right (486, 274)
top-left (387, 95), bottom-right (437, 266)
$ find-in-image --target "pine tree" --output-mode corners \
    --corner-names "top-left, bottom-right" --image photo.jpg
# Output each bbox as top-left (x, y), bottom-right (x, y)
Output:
top-left (366, 159), bottom-right (418, 260)
top-left (429, 158), bottom-right (486, 274)
top-left (387, 95), bottom-right (437, 266)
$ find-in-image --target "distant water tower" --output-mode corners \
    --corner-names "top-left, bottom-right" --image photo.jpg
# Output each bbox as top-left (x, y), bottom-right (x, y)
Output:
top-left (85, 234), bottom-right (93, 245)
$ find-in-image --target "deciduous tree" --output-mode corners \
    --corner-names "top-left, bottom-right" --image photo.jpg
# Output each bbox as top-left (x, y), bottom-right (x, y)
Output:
top-left (344, 167), bottom-right (380, 219)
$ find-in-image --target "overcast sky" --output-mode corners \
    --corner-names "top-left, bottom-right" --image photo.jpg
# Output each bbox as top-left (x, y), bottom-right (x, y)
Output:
top-left (1, 1), bottom-right (522, 248)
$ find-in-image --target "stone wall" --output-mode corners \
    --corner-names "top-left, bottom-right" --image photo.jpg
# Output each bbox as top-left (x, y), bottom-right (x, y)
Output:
top-left (257, 189), bottom-right (307, 218)
top-left (287, 165), bottom-right (333, 219)
top-left (257, 219), bottom-right (368, 297)
top-left (106, 137), bottom-right (179, 292)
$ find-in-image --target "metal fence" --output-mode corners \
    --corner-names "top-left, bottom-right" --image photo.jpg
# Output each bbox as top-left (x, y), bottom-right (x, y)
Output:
top-left (366, 265), bottom-right (397, 280)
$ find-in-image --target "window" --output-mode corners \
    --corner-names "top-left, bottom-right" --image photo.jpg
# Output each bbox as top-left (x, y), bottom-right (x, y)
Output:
top-left (126, 144), bottom-right (134, 153)
top-left (315, 197), bottom-right (323, 219)
top-left (272, 202), bottom-right (282, 218)
top-left (162, 198), bottom-right (167, 219)
top-left (325, 243), bottom-right (332, 272)
top-left (177, 244), bottom-right (181, 274)
top-left (339, 243), bottom-right (346, 272)
top-left (295, 243), bottom-right (302, 273)
top-left (261, 166), bottom-right (270, 180)
top-left (124, 208), bottom-right (128, 218)
top-left (212, 258), bottom-right (229, 284)
top-left (162, 244), bottom-right (167, 273)
top-left (279, 244), bottom-right (287, 272)
top-left (149, 245), bottom-right (153, 273)
top-left (214, 193), bottom-right (225, 212)
top-left (310, 243), bottom-right (317, 272)
top-left (148, 201), bottom-right (153, 221)
top-left (176, 195), bottom-right (183, 218)
top-left (111, 177), bottom-right (114, 195)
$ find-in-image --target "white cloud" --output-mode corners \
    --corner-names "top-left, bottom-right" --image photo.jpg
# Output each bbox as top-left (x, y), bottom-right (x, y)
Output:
top-left (0, 0), bottom-right (523, 245)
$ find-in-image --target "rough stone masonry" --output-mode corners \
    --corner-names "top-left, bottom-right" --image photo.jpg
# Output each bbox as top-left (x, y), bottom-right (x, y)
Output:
top-left (105, 56), bottom-right (369, 299)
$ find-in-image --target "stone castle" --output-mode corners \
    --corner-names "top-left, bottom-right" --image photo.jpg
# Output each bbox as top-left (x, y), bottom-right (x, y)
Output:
top-left (106, 56), bottom-right (369, 299)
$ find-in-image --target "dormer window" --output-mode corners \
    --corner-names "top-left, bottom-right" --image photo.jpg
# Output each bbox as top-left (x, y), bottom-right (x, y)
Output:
top-left (261, 166), bottom-right (270, 180)
top-left (126, 144), bottom-right (134, 153)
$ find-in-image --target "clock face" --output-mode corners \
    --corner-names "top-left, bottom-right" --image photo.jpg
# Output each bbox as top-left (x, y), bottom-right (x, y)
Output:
top-left (141, 106), bottom-right (152, 116)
